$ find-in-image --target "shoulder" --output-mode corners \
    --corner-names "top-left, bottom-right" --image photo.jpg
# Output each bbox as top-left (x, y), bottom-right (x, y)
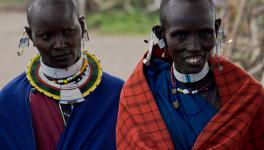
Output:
top-left (211, 56), bottom-right (264, 102)
top-left (0, 73), bottom-right (31, 101)
top-left (211, 56), bottom-right (262, 84)
top-left (92, 72), bottom-right (124, 96)
top-left (101, 72), bottom-right (124, 88)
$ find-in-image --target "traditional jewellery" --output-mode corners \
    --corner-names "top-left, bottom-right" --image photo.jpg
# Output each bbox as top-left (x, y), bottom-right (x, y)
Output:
top-left (26, 51), bottom-right (102, 104)
top-left (39, 54), bottom-right (84, 79)
top-left (58, 103), bottom-right (74, 125)
top-left (173, 62), bottom-right (209, 83)
top-left (40, 59), bottom-right (88, 85)
top-left (143, 29), bottom-right (166, 66)
top-left (17, 31), bottom-right (30, 56)
top-left (170, 67), bottom-right (210, 95)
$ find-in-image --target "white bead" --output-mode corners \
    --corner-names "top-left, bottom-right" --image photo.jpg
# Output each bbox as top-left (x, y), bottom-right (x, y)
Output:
top-left (192, 90), bottom-right (198, 94)
top-left (182, 89), bottom-right (189, 94)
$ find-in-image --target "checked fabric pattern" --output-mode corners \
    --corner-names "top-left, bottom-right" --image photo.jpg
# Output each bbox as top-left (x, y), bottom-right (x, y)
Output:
top-left (116, 52), bottom-right (264, 150)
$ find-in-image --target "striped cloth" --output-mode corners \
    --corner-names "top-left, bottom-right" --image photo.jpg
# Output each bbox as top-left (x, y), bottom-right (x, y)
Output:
top-left (116, 51), bottom-right (264, 150)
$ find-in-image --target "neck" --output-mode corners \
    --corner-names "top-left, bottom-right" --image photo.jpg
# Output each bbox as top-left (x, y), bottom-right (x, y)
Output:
top-left (173, 62), bottom-right (210, 83)
top-left (173, 62), bottom-right (212, 90)
top-left (39, 54), bottom-right (83, 79)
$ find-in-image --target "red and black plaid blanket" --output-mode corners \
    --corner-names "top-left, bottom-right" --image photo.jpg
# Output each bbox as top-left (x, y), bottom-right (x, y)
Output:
top-left (116, 52), bottom-right (264, 150)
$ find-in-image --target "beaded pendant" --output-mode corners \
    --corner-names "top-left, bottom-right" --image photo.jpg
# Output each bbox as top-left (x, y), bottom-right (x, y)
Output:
top-left (26, 51), bottom-right (102, 104)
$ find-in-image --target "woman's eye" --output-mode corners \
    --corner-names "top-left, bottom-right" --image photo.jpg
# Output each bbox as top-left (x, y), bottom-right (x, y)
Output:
top-left (199, 31), bottom-right (214, 39)
top-left (39, 33), bottom-right (50, 40)
top-left (172, 31), bottom-right (188, 41)
top-left (64, 29), bottom-right (74, 36)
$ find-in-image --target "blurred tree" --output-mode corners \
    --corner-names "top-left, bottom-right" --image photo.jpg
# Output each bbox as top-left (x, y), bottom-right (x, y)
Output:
top-left (216, 0), bottom-right (264, 84)
top-left (79, 0), bottom-right (161, 13)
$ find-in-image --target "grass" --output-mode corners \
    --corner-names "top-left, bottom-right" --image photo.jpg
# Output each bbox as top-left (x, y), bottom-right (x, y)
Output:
top-left (86, 9), bottom-right (159, 35)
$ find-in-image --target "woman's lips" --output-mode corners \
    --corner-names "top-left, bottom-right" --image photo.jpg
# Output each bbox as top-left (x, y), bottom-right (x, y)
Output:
top-left (52, 53), bottom-right (72, 61)
top-left (184, 56), bottom-right (203, 65)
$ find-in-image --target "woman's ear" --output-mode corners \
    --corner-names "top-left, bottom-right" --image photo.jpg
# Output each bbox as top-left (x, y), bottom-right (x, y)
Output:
top-left (215, 18), bottom-right (222, 37)
top-left (25, 26), bottom-right (32, 41)
top-left (152, 25), bottom-right (167, 49)
top-left (78, 15), bottom-right (86, 38)
top-left (152, 25), bottom-right (163, 40)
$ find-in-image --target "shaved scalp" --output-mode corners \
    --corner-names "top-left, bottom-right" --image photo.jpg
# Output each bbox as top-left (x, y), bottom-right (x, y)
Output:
top-left (27, 0), bottom-right (79, 26)
top-left (160, 0), bottom-right (216, 27)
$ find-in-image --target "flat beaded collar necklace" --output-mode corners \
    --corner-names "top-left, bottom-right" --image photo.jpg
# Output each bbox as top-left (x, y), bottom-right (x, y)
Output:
top-left (170, 63), bottom-right (210, 95)
top-left (173, 62), bottom-right (209, 83)
top-left (27, 51), bottom-right (102, 104)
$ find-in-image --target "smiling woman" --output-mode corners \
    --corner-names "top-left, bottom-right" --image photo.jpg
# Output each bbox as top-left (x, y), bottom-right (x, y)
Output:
top-left (116, 0), bottom-right (264, 149)
top-left (0, 0), bottom-right (124, 149)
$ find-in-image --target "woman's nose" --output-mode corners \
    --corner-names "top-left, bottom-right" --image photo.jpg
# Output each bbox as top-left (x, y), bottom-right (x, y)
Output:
top-left (186, 35), bottom-right (201, 51)
top-left (53, 34), bottom-right (66, 49)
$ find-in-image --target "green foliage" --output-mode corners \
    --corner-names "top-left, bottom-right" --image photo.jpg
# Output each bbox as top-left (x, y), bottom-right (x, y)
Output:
top-left (0, 0), bottom-right (27, 4)
top-left (86, 9), bottom-right (159, 35)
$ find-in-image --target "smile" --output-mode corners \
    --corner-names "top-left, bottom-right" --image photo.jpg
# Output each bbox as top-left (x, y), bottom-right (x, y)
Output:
top-left (184, 56), bottom-right (203, 65)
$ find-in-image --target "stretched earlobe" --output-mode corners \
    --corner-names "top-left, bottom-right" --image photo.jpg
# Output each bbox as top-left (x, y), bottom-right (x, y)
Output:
top-left (152, 25), bottom-right (167, 49)
top-left (18, 27), bottom-right (31, 56)
top-left (215, 18), bottom-right (222, 37)
top-left (152, 25), bottom-right (163, 39)
top-left (78, 15), bottom-right (89, 40)
top-left (24, 26), bottom-right (32, 41)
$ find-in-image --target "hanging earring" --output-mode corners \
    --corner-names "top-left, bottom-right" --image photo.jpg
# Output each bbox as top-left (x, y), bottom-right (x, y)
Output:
top-left (82, 24), bottom-right (90, 51)
top-left (144, 25), bottom-right (168, 65)
top-left (152, 25), bottom-right (166, 49)
top-left (143, 31), bottom-right (157, 66)
top-left (214, 23), bottom-right (233, 57)
top-left (17, 31), bottom-right (30, 56)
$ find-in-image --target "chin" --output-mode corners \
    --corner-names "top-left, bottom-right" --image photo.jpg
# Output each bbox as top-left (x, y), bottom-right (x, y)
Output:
top-left (54, 64), bottom-right (70, 69)
top-left (182, 64), bottom-right (205, 74)
top-left (54, 60), bottom-right (75, 69)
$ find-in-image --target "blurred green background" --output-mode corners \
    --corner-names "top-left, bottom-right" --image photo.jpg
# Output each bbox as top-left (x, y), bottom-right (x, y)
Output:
top-left (0, 0), bottom-right (263, 84)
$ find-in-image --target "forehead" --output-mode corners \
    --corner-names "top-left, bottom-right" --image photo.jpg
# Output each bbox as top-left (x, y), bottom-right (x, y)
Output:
top-left (29, 3), bottom-right (78, 30)
top-left (164, 0), bottom-right (214, 29)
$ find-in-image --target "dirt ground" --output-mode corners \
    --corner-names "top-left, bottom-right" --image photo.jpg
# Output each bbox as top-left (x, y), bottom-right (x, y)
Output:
top-left (0, 12), bottom-right (148, 88)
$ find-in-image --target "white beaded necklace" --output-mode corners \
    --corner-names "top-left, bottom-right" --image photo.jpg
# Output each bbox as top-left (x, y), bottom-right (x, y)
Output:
top-left (39, 54), bottom-right (84, 79)
top-left (173, 62), bottom-right (209, 83)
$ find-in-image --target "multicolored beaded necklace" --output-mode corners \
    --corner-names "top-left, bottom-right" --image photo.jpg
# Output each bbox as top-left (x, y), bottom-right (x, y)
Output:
top-left (42, 59), bottom-right (88, 85)
top-left (170, 66), bottom-right (211, 109)
top-left (26, 51), bottom-right (102, 104)
top-left (170, 66), bottom-right (210, 95)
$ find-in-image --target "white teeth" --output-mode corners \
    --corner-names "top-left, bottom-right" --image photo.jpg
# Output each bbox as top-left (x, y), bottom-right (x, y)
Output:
top-left (186, 56), bottom-right (202, 63)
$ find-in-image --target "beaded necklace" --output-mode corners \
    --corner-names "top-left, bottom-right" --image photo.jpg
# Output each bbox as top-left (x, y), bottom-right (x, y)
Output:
top-left (170, 66), bottom-right (211, 110)
top-left (26, 51), bottom-right (102, 104)
top-left (173, 63), bottom-right (209, 83)
top-left (43, 59), bottom-right (88, 85)
top-left (170, 66), bottom-right (210, 95)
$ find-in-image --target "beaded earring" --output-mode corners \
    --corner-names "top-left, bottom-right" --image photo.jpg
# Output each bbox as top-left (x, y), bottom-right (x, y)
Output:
top-left (80, 15), bottom-right (89, 51)
top-left (213, 22), bottom-right (232, 57)
top-left (143, 26), bottom-right (166, 65)
top-left (143, 31), bottom-right (156, 66)
top-left (213, 22), bottom-right (232, 71)
top-left (17, 31), bottom-right (30, 56)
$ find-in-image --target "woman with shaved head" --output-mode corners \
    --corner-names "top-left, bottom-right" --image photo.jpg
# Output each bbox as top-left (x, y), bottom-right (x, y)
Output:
top-left (0, 0), bottom-right (123, 149)
top-left (116, 0), bottom-right (264, 149)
